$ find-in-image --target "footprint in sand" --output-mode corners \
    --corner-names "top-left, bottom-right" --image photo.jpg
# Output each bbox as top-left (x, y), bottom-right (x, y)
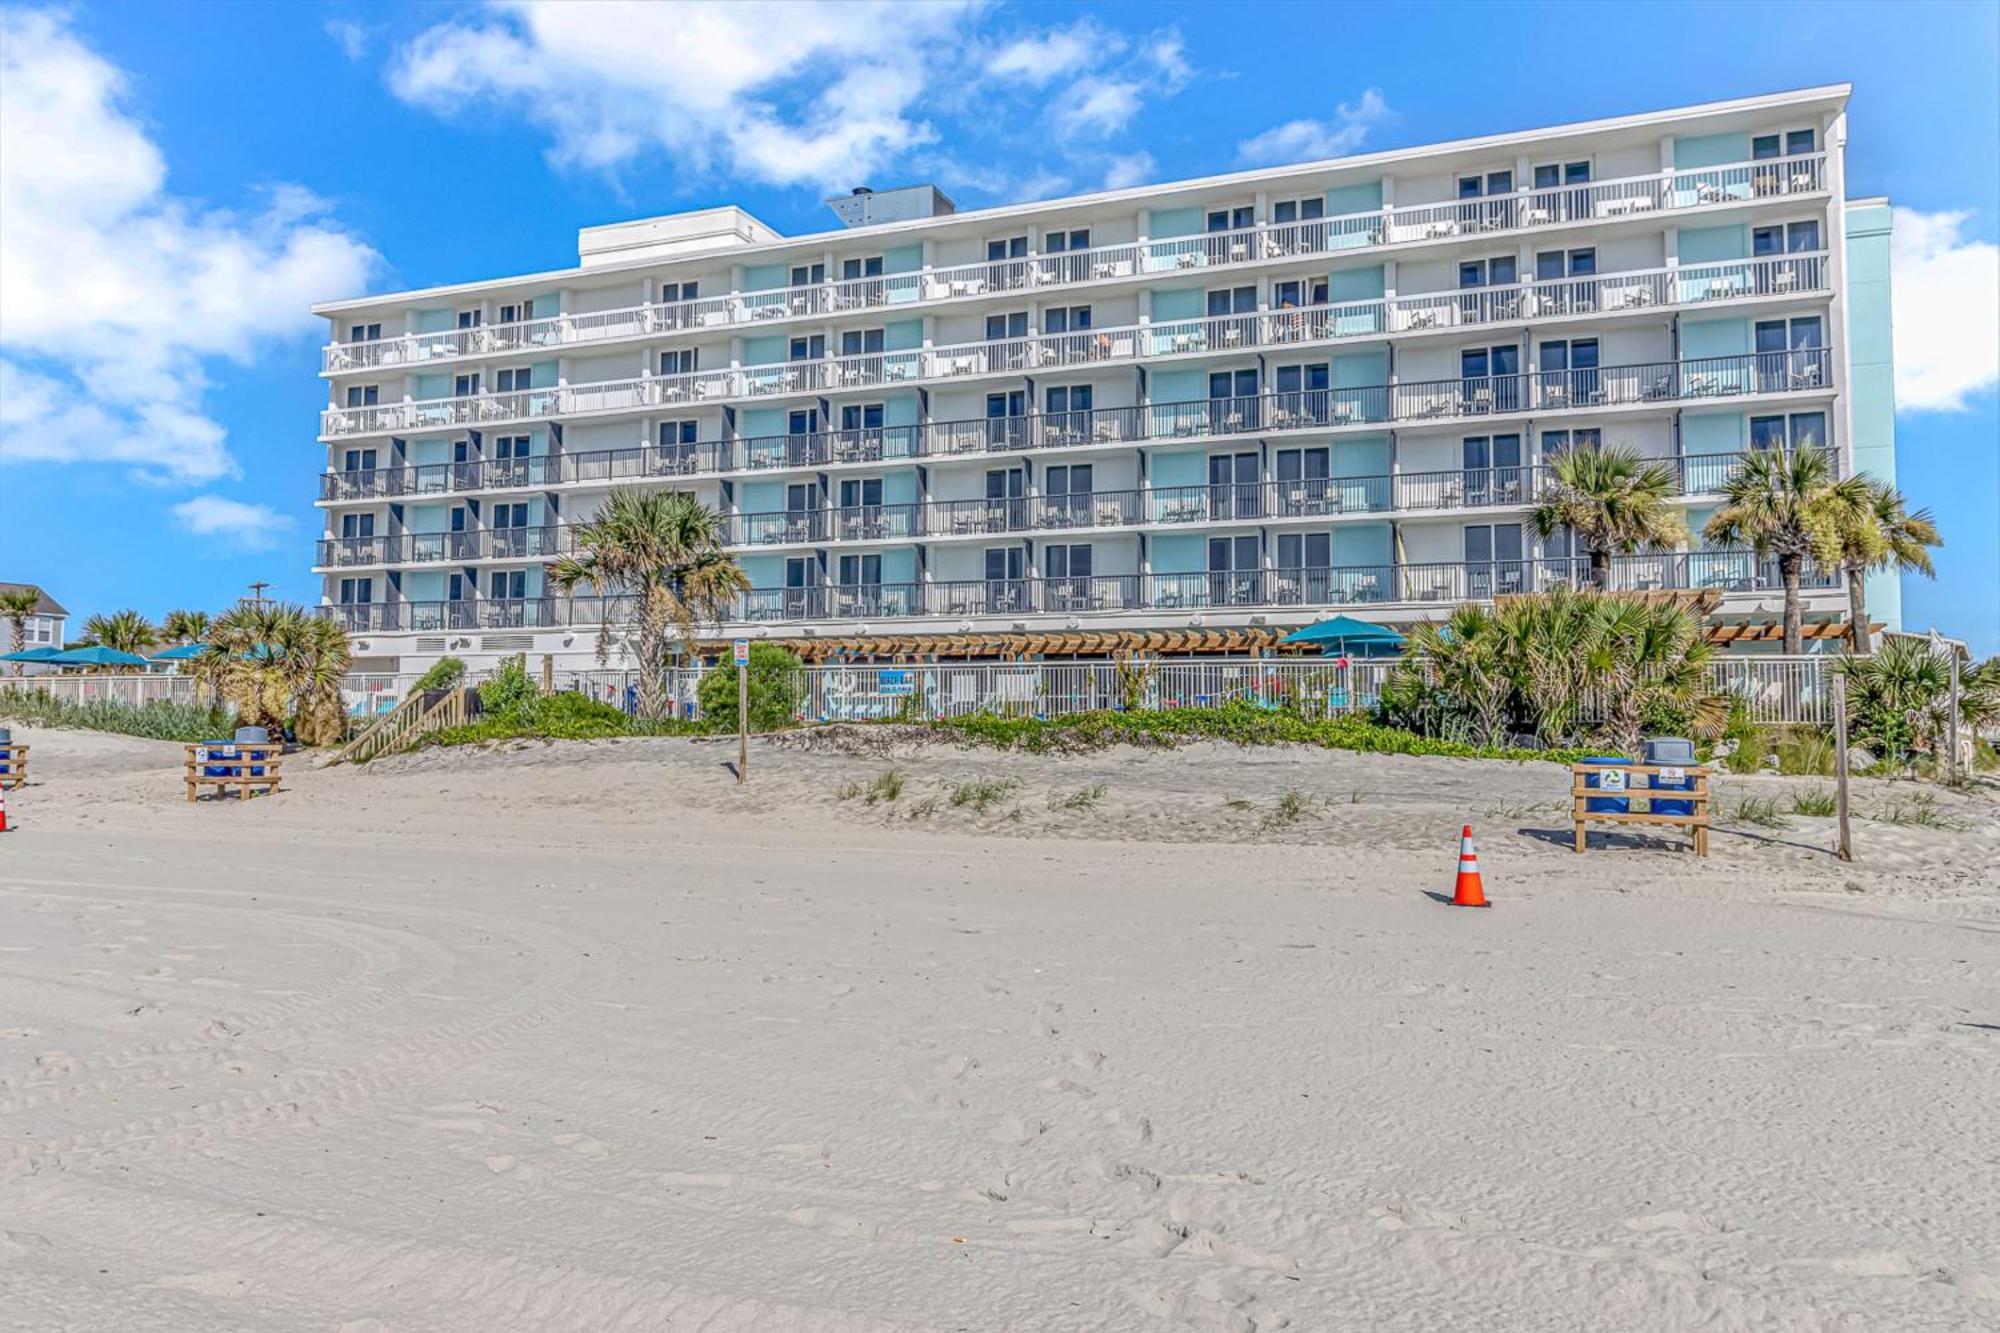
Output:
top-left (1071, 1047), bottom-right (1106, 1072)
top-left (33, 1052), bottom-right (75, 1075)
top-left (990, 1115), bottom-right (1047, 1147)
top-left (1626, 1210), bottom-right (1726, 1235)
top-left (935, 1053), bottom-right (979, 1081)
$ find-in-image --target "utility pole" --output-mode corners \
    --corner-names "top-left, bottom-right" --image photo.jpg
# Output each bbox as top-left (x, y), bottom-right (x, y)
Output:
top-left (1929, 629), bottom-right (1963, 786)
top-left (246, 581), bottom-right (273, 610)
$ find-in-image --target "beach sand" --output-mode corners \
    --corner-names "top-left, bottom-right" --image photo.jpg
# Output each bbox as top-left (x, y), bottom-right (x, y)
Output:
top-left (1, 723), bottom-right (1996, 1330)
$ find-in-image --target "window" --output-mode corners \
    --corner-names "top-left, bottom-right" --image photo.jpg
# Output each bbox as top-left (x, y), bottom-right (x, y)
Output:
top-left (1754, 316), bottom-right (1826, 389)
top-left (986, 466), bottom-right (1025, 501)
top-left (1535, 248), bottom-right (1595, 280)
top-left (841, 255), bottom-right (884, 281)
top-left (1271, 196), bottom-right (1326, 224)
top-left (984, 546), bottom-right (1024, 582)
top-left (1275, 363), bottom-right (1329, 402)
top-left (453, 372), bottom-right (481, 397)
top-left (1753, 220), bottom-right (1821, 255)
top-left (494, 367), bottom-right (533, 393)
top-left (1463, 523), bottom-right (1525, 596)
top-left (1272, 278), bottom-right (1327, 310)
top-left (1275, 446), bottom-right (1330, 512)
top-left (789, 262), bottom-right (825, 287)
top-left (1457, 170), bottom-right (1514, 198)
top-left (785, 483), bottom-right (816, 515)
top-left (841, 403), bottom-right (885, 432)
top-left (987, 237), bottom-right (1027, 262)
top-left (489, 570), bottom-right (527, 601)
top-left (1541, 427), bottom-right (1602, 452)
top-left (1208, 451), bottom-right (1260, 519)
top-left (340, 512), bottom-right (375, 539)
top-left (1209, 368), bottom-right (1260, 401)
top-left (659, 280), bottom-right (699, 303)
top-left (787, 408), bottom-right (821, 436)
top-left (342, 447), bottom-right (378, 472)
top-left (986, 390), bottom-right (1025, 417)
top-left (1754, 128), bottom-right (1817, 159)
top-left (836, 553), bottom-right (882, 587)
top-left (840, 328), bottom-right (885, 357)
top-left (457, 309), bottom-right (483, 329)
top-left (1044, 228), bottom-right (1090, 252)
top-left (1044, 470), bottom-right (1093, 528)
top-left (838, 477), bottom-right (883, 509)
top-left (1207, 286), bottom-right (1256, 316)
top-left (987, 390), bottom-right (1025, 445)
top-left (1205, 206), bottom-right (1255, 262)
top-left (1461, 435), bottom-right (1524, 504)
top-left (1459, 255), bottom-right (1518, 288)
top-left (1539, 338), bottom-right (1599, 405)
top-left (1206, 205), bottom-right (1255, 232)
top-left (338, 577), bottom-right (373, 605)
top-left (1277, 531), bottom-right (1331, 568)
top-left (347, 322), bottom-right (382, 342)
top-left (1044, 305), bottom-right (1092, 334)
top-left (1532, 160), bottom-right (1591, 189)
top-left (659, 419), bottom-right (698, 446)
top-left (1045, 384), bottom-right (1093, 415)
top-left (345, 384), bottom-right (379, 408)
top-left (1208, 535), bottom-right (1261, 604)
top-left (497, 302), bottom-right (528, 325)
top-left (1044, 544), bottom-right (1092, 599)
top-left (1461, 345), bottom-right (1522, 411)
top-left (986, 311), bottom-right (1029, 340)
top-left (785, 336), bottom-right (823, 362)
top-left (1750, 412), bottom-right (1828, 451)
top-left (661, 348), bottom-right (699, 375)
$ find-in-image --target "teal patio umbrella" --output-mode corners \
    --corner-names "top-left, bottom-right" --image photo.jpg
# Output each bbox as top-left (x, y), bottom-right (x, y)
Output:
top-left (148, 643), bottom-right (206, 662)
top-left (43, 645), bottom-right (151, 669)
top-left (0, 646), bottom-right (64, 664)
top-left (1279, 616), bottom-right (1405, 656)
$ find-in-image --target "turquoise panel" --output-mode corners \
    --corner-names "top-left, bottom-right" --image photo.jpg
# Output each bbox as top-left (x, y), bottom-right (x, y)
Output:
top-left (1672, 132), bottom-right (1749, 169)
top-left (521, 568), bottom-right (545, 598)
top-left (410, 438), bottom-right (450, 466)
top-left (415, 373), bottom-right (449, 401)
top-left (739, 481), bottom-right (785, 512)
top-left (1332, 436), bottom-right (1390, 477)
top-left (882, 470), bottom-right (918, 504)
top-left (884, 319), bottom-right (922, 352)
top-left (883, 244), bottom-right (922, 274)
top-left (1679, 223), bottom-right (1748, 264)
top-left (742, 262), bottom-right (788, 292)
top-left (1150, 207), bottom-right (1202, 238)
top-left (1149, 368), bottom-right (1206, 406)
top-left (1327, 179), bottom-right (1383, 216)
top-left (1151, 286), bottom-right (1205, 322)
top-left (1680, 317), bottom-right (1749, 359)
top-left (407, 505), bottom-right (446, 535)
top-left (1333, 523), bottom-right (1391, 568)
top-left (1148, 449), bottom-right (1206, 488)
top-left (739, 555), bottom-right (784, 586)
top-left (1846, 200), bottom-right (1900, 629)
top-left (883, 394), bottom-right (919, 427)
top-left (1682, 412), bottom-right (1745, 453)
top-left (740, 408), bottom-right (786, 438)
top-left (403, 570), bottom-right (443, 601)
top-left (415, 309), bottom-right (454, 334)
top-left (879, 548), bottom-right (917, 584)
top-left (530, 360), bottom-right (558, 389)
top-left (1330, 266), bottom-right (1384, 302)
top-left (525, 497), bottom-right (546, 527)
top-left (531, 294), bottom-right (559, 318)
top-left (1332, 350), bottom-right (1388, 389)
top-left (1150, 532), bottom-right (1205, 574)
top-left (743, 334), bottom-right (787, 366)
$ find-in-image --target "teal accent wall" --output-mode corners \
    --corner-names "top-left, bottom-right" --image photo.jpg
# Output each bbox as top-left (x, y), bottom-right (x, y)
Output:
top-left (1672, 132), bottom-right (1749, 169)
top-left (415, 308), bottom-right (454, 334)
top-left (530, 360), bottom-right (558, 390)
top-left (739, 480), bottom-right (785, 512)
top-left (415, 373), bottom-right (449, 400)
top-left (531, 294), bottom-right (559, 318)
top-left (883, 245), bottom-right (922, 274)
top-left (1150, 207), bottom-right (1202, 238)
top-left (1333, 435), bottom-right (1390, 476)
top-left (740, 554), bottom-right (784, 586)
top-left (407, 505), bottom-right (446, 535)
top-left (1333, 523), bottom-right (1391, 568)
top-left (1327, 180), bottom-right (1383, 216)
top-left (879, 548), bottom-right (917, 584)
top-left (743, 334), bottom-right (787, 366)
top-left (1679, 224), bottom-right (1749, 264)
top-left (742, 262), bottom-right (788, 291)
top-left (884, 394), bottom-right (919, 428)
top-left (1151, 286), bottom-right (1205, 322)
top-left (740, 408), bottom-right (786, 438)
top-left (1681, 317), bottom-right (1749, 358)
top-left (1846, 200), bottom-right (1902, 629)
top-left (882, 470), bottom-right (918, 504)
top-left (1330, 266), bottom-right (1385, 302)
top-left (1332, 350), bottom-right (1388, 389)
top-left (1149, 368), bottom-right (1205, 405)
top-left (1150, 532), bottom-right (1205, 573)
top-left (1149, 449), bottom-right (1206, 488)
top-left (1682, 411), bottom-right (1746, 453)
top-left (884, 319), bottom-right (922, 352)
top-left (403, 570), bottom-right (444, 601)
top-left (410, 437), bottom-right (450, 466)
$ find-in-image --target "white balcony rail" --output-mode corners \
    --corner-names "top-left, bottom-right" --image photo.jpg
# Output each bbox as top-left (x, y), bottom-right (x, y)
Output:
top-left (321, 254), bottom-right (1829, 439)
top-left (321, 153), bottom-right (1830, 372)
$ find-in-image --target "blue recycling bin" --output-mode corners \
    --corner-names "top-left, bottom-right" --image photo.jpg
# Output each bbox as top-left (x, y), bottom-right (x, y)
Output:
top-left (1582, 755), bottom-right (1632, 814)
top-left (1644, 737), bottom-right (1698, 817)
top-left (200, 741), bottom-right (236, 778)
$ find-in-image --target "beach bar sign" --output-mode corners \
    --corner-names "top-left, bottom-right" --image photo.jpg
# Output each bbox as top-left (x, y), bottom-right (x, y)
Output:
top-left (733, 639), bottom-right (750, 666)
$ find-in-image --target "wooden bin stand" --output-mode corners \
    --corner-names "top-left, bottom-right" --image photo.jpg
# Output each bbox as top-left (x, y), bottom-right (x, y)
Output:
top-left (0, 742), bottom-right (27, 791)
top-left (1571, 761), bottom-right (1709, 856)
top-left (185, 743), bottom-right (284, 803)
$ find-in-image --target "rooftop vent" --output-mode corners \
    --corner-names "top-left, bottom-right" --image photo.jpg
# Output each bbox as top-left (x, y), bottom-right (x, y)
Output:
top-left (826, 183), bottom-right (956, 228)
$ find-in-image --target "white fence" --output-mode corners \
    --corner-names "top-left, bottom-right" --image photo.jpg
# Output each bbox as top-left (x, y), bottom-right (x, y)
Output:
top-left (1, 654), bottom-right (1837, 729)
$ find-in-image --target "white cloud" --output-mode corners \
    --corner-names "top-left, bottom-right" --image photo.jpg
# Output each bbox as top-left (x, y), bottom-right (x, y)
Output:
top-left (325, 18), bottom-right (368, 60)
top-left (1060, 78), bottom-right (1144, 140)
top-left (1103, 152), bottom-right (1156, 191)
top-left (0, 9), bottom-right (378, 483)
top-left (987, 21), bottom-right (1105, 86)
top-left (1889, 207), bottom-right (2000, 413)
top-left (1237, 88), bottom-right (1392, 166)
top-left (172, 495), bottom-right (296, 551)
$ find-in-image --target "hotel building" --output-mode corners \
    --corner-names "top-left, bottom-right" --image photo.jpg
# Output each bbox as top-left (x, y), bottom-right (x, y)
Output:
top-left (311, 85), bottom-right (1896, 673)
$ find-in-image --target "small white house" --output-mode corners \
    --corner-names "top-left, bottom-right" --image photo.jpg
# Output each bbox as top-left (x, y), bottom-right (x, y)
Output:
top-left (1, 582), bottom-right (69, 672)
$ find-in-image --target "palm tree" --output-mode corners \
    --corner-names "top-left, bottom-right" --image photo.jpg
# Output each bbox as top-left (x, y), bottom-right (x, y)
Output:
top-left (1584, 596), bottom-right (1728, 751)
top-left (1, 587), bottom-right (42, 674)
top-left (194, 603), bottom-right (352, 745)
top-left (1703, 448), bottom-right (1844, 656)
top-left (1826, 478), bottom-right (1940, 654)
top-left (1528, 445), bottom-right (1685, 589)
top-left (1402, 604), bottom-right (1513, 746)
top-left (161, 609), bottom-right (212, 644)
top-left (549, 489), bottom-right (750, 719)
top-left (1496, 582), bottom-right (1608, 747)
top-left (82, 609), bottom-right (159, 658)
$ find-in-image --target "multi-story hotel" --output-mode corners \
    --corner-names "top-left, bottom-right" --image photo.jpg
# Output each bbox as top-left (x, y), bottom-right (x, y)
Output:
top-left (312, 84), bottom-right (1896, 674)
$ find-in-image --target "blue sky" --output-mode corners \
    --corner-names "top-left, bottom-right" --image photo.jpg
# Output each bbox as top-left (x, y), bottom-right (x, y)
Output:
top-left (2, 0), bottom-right (1995, 652)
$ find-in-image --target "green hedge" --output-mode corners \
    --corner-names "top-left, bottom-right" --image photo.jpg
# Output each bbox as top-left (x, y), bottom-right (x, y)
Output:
top-left (429, 689), bottom-right (708, 747)
top-left (0, 690), bottom-right (235, 743)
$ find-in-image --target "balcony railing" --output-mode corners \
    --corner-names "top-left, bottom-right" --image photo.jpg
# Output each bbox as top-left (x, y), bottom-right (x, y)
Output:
top-left (315, 526), bottom-right (560, 567)
top-left (321, 153), bottom-right (1829, 372)
top-left (320, 255), bottom-right (1831, 439)
top-left (320, 349), bottom-right (1835, 503)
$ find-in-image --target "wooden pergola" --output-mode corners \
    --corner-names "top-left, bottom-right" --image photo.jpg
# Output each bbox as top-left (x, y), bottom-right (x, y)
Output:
top-left (707, 625), bottom-right (1291, 662)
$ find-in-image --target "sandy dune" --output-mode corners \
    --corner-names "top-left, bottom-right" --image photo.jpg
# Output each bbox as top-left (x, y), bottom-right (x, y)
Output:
top-left (1, 723), bottom-right (1996, 1331)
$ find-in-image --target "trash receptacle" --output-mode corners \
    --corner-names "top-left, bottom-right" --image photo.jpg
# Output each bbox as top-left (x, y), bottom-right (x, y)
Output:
top-left (1643, 737), bottom-right (1698, 817)
top-left (1582, 755), bottom-right (1632, 814)
top-left (200, 740), bottom-right (238, 779)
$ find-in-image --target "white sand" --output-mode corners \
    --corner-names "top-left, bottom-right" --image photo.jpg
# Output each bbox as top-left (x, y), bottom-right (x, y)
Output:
top-left (2, 722), bottom-right (1996, 1331)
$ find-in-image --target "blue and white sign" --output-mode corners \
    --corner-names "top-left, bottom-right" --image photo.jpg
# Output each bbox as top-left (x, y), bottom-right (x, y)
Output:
top-left (732, 639), bottom-right (750, 666)
top-left (878, 669), bottom-right (913, 696)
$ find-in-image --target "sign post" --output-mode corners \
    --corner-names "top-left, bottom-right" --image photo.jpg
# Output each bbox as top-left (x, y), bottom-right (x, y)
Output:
top-left (733, 639), bottom-right (750, 784)
top-left (1832, 668), bottom-right (1852, 862)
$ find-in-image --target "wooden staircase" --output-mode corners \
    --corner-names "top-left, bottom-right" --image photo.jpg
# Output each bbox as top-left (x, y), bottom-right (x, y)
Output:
top-left (323, 687), bottom-right (472, 766)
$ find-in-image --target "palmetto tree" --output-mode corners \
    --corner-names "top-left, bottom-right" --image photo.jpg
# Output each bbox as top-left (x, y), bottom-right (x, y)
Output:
top-left (1577, 596), bottom-right (1727, 752)
top-left (1, 587), bottom-right (42, 674)
top-left (1703, 448), bottom-right (1844, 656)
top-left (1402, 603), bottom-right (1513, 746)
top-left (549, 489), bottom-right (750, 719)
top-left (1826, 478), bottom-right (1940, 654)
top-left (1528, 445), bottom-right (1686, 589)
top-left (161, 609), bottom-right (212, 644)
top-left (82, 609), bottom-right (159, 657)
top-left (194, 603), bottom-right (352, 745)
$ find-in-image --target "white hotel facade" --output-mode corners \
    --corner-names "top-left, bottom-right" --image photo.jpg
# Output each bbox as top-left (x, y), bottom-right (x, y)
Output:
top-left (312, 85), bottom-right (1897, 674)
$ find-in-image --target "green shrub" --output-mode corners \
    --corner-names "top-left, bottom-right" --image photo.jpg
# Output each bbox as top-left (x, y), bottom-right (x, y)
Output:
top-left (1723, 729), bottom-right (1769, 775)
top-left (478, 654), bottom-right (540, 719)
top-left (429, 688), bottom-right (705, 747)
top-left (0, 689), bottom-right (234, 742)
top-left (414, 656), bottom-right (467, 691)
top-left (948, 777), bottom-right (1022, 813)
top-left (1729, 796), bottom-right (1789, 828)
top-left (1049, 782), bottom-right (1106, 812)
top-left (1261, 789), bottom-right (1312, 830)
top-left (697, 644), bottom-right (804, 733)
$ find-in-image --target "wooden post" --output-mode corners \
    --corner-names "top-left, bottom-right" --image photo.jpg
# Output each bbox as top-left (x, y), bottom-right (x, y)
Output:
top-left (737, 654), bottom-right (749, 786)
top-left (1832, 670), bottom-right (1853, 863)
top-left (541, 653), bottom-right (554, 695)
top-left (1946, 650), bottom-right (1962, 787)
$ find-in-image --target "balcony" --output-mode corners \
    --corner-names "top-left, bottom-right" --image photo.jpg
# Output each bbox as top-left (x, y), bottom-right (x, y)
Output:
top-left (319, 255), bottom-right (1832, 440)
top-left (315, 526), bottom-right (561, 568)
top-left (320, 153), bottom-right (1830, 373)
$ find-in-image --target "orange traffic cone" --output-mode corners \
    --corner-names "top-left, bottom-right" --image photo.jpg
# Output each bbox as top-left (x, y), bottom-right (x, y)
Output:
top-left (1451, 824), bottom-right (1487, 907)
top-left (0, 788), bottom-right (9, 834)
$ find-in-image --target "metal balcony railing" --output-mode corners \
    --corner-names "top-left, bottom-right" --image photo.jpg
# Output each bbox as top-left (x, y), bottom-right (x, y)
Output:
top-left (321, 153), bottom-right (1830, 373)
top-left (319, 255), bottom-right (1831, 439)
